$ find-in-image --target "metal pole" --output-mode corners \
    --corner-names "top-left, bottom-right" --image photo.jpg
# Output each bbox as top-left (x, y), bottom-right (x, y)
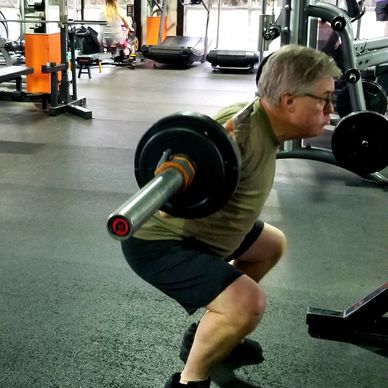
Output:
top-left (306, 1), bottom-right (366, 111)
top-left (20, 0), bottom-right (25, 38)
top-left (1, 19), bottom-right (107, 25)
top-left (289, 0), bottom-right (303, 45)
top-left (262, 0), bottom-right (267, 15)
top-left (68, 26), bottom-right (78, 100)
top-left (59, 0), bottom-right (70, 105)
top-left (281, 0), bottom-right (291, 45)
top-left (107, 168), bottom-right (184, 241)
top-left (158, 0), bottom-right (166, 45)
top-left (202, 0), bottom-right (211, 59)
top-left (258, 0), bottom-right (271, 58)
top-left (215, 0), bottom-right (221, 48)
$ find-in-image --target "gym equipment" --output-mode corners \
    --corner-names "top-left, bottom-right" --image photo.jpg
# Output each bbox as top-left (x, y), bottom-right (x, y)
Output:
top-left (307, 283), bottom-right (388, 346)
top-left (331, 111), bottom-right (388, 175)
top-left (0, 64), bottom-right (46, 106)
top-left (0, 10), bottom-right (8, 39)
top-left (0, 65), bottom-right (33, 89)
top-left (0, 6), bottom-right (111, 118)
top-left (205, 0), bottom-right (259, 71)
top-left (145, 0), bottom-right (168, 45)
top-left (0, 27), bottom-right (92, 117)
top-left (255, 25), bottom-right (388, 178)
top-left (277, 109), bottom-right (388, 177)
top-left (206, 50), bottom-right (259, 72)
top-left (76, 56), bottom-right (101, 79)
top-left (75, 26), bottom-right (100, 55)
top-left (141, 0), bottom-right (210, 67)
top-left (265, 0), bottom-right (388, 184)
top-left (99, 34), bottom-right (137, 70)
top-left (0, 13), bottom-right (25, 66)
top-left (256, 0), bottom-right (283, 67)
top-left (19, 0), bottom-right (49, 35)
top-left (0, 38), bottom-right (16, 66)
top-left (107, 112), bottom-right (241, 240)
top-left (335, 79), bottom-right (387, 117)
top-left (142, 36), bottom-right (206, 66)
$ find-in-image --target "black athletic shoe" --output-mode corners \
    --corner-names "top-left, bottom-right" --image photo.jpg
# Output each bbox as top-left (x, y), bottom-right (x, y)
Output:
top-left (179, 322), bottom-right (265, 366)
top-left (165, 372), bottom-right (211, 388)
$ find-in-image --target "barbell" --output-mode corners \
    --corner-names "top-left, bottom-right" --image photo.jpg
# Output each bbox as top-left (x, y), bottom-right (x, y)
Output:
top-left (107, 108), bottom-right (388, 241)
top-left (107, 112), bottom-right (241, 240)
top-left (2, 19), bottom-right (108, 25)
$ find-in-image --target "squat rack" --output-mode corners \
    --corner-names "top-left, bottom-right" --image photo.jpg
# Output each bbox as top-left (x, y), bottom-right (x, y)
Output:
top-left (1, 0), bottom-right (108, 119)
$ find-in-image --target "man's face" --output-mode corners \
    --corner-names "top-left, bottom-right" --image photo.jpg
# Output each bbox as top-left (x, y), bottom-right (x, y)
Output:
top-left (290, 77), bottom-right (335, 139)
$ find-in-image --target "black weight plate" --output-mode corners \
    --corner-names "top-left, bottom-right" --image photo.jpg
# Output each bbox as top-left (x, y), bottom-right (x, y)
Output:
top-left (336, 79), bottom-right (387, 117)
top-left (332, 110), bottom-right (388, 174)
top-left (134, 112), bottom-right (241, 218)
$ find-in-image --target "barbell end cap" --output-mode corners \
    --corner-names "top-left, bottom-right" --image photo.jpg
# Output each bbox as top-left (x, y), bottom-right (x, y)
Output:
top-left (107, 214), bottom-right (133, 241)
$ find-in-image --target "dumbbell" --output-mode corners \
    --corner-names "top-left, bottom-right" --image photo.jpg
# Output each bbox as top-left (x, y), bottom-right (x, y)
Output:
top-left (107, 112), bottom-right (241, 241)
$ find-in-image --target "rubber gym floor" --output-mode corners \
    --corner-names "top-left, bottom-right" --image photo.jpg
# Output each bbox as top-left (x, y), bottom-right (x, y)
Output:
top-left (0, 60), bottom-right (387, 388)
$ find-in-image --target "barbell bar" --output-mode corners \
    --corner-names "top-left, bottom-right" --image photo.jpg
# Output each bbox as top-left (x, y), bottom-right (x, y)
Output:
top-left (107, 167), bottom-right (188, 240)
top-left (1, 19), bottom-right (107, 25)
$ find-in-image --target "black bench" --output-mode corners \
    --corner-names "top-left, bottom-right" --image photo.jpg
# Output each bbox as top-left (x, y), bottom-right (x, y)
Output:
top-left (76, 55), bottom-right (101, 79)
top-left (0, 65), bottom-right (34, 92)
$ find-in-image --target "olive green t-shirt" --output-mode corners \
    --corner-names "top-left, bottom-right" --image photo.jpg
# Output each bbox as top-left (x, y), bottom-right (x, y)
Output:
top-left (133, 100), bottom-right (280, 257)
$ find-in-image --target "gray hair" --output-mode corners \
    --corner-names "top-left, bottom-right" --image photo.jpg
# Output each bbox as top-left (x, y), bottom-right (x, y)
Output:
top-left (257, 45), bottom-right (342, 106)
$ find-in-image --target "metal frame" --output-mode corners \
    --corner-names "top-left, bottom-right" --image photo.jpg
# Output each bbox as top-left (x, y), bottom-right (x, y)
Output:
top-left (274, 0), bottom-right (388, 184)
top-left (152, 0), bottom-right (211, 55)
top-left (181, 0), bottom-right (211, 60)
top-left (0, 0), bottom-right (100, 119)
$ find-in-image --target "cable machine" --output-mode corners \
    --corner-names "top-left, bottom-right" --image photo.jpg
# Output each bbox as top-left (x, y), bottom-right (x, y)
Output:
top-left (267, 0), bottom-right (388, 184)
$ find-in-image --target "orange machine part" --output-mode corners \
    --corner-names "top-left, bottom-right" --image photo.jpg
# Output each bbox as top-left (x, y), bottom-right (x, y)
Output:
top-left (25, 33), bottom-right (61, 93)
top-left (146, 17), bottom-right (167, 45)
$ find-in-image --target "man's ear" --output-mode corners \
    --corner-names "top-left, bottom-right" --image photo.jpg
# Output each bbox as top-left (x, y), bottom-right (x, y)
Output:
top-left (280, 92), bottom-right (296, 112)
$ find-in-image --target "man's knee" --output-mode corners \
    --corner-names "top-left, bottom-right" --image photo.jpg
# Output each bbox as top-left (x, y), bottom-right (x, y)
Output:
top-left (208, 276), bottom-right (266, 333)
top-left (233, 281), bottom-right (266, 333)
top-left (243, 285), bottom-right (266, 332)
top-left (258, 224), bottom-right (287, 264)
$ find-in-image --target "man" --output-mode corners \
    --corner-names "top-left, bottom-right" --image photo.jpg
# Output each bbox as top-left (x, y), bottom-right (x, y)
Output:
top-left (121, 44), bottom-right (342, 387)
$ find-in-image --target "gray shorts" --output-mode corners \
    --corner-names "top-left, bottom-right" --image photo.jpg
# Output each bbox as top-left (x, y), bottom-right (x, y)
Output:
top-left (121, 220), bottom-right (264, 314)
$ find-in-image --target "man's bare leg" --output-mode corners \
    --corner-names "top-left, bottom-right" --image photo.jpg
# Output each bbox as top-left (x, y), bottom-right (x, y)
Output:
top-left (233, 223), bottom-right (287, 282)
top-left (179, 223), bottom-right (286, 383)
top-left (180, 275), bottom-right (266, 383)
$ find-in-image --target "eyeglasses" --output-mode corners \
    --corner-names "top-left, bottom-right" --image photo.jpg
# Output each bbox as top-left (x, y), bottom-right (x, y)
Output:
top-left (302, 93), bottom-right (334, 111)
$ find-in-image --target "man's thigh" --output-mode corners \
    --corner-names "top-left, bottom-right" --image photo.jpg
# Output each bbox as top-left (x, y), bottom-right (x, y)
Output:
top-left (236, 222), bottom-right (286, 263)
top-left (121, 237), bottom-right (242, 315)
